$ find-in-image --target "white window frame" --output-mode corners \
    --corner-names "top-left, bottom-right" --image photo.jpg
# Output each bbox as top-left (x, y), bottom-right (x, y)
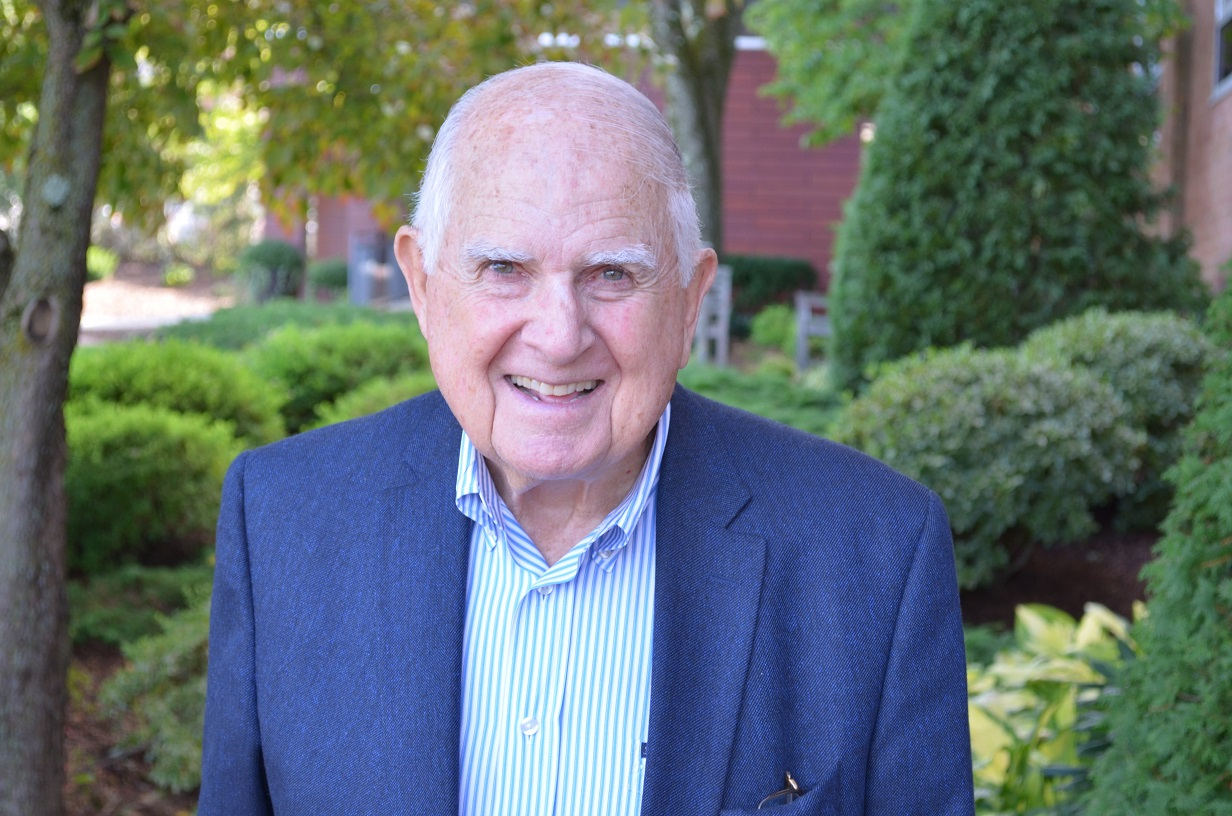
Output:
top-left (1215, 0), bottom-right (1232, 99)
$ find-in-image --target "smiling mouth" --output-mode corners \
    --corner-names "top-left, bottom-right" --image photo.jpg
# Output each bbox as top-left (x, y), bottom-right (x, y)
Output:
top-left (508, 375), bottom-right (600, 400)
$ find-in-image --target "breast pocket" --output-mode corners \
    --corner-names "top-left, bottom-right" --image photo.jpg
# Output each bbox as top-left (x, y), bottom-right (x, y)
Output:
top-left (718, 766), bottom-right (841, 816)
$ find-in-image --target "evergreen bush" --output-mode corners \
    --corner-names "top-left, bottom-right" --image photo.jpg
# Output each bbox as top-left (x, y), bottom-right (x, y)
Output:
top-left (832, 345), bottom-right (1142, 589)
top-left (678, 363), bottom-right (844, 438)
top-left (69, 339), bottom-right (285, 446)
top-left (155, 300), bottom-right (415, 350)
top-left (101, 592), bottom-right (210, 793)
top-left (307, 257), bottom-right (349, 293)
top-left (68, 562), bottom-right (213, 647)
top-left (312, 371), bottom-right (438, 429)
top-left (724, 254), bottom-right (817, 314)
top-left (749, 304), bottom-right (796, 356)
top-left (828, 0), bottom-right (1207, 392)
top-left (246, 320), bottom-right (430, 433)
top-left (1021, 308), bottom-right (1211, 529)
top-left (237, 238), bottom-right (304, 302)
top-left (1084, 289), bottom-right (1232, 815)
top-left (66, 404), bottom-right (239, 576)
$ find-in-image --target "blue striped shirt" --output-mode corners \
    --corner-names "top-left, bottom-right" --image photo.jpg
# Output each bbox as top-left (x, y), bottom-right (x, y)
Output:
top-left (455, 405), bottom-right (669, 816)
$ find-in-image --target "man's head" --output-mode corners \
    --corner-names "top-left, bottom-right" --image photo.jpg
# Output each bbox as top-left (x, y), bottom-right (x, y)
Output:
top-left (394, 62), bottom-right (717, 500)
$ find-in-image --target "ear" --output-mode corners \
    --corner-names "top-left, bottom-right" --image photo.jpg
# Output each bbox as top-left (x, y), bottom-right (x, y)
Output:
top-left (394, 225), bottom-right (431, 336)
top-left (678, 248), bottom-right (718, 369)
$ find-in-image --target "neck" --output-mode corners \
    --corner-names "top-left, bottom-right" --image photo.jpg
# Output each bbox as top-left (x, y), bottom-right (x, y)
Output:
top-left (487, 435), bottom-right (653, 566)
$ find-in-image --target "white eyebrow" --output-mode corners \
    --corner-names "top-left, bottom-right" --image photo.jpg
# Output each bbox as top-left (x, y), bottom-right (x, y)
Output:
top-left (582, 245), bottom-right (658, 271)
top-left (460, 241), bottom-right (535, 265)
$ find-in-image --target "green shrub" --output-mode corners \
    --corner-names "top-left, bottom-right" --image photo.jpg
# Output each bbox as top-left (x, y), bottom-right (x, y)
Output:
top-left (1084, 289), bottom-right (1232, 815)
top-left (724, 253), bottom-right (817, 315)
top-left (969, 603), bottom-right (1136, 815)
top-left (246, 320), bottom-right (430, 433)
top-left (1021, 308), bottom-right (1212, 529)
top-left (832, 345), bottom-right (1143, 589)
top-left (827, 0), bottom-right (1207, 392)
top-left (68, 561), bottom-right (213, 647)
top-left (312, 371), bottom-right (438, 428)
top-left (66, 404), bottom-right (239, 576)
top-left (86, 245), bottom-right (119, 282)
top-left (101, 592), bottom-right (210, 793)
top-left (237, 238), bottom-right (304, 302)
top-left (161, 262), bottom-right (195, 287)
top-left (678, 362), bottom-right (844, 438)
top-left (749, 304), bottom-right (795, 356)
top-left (69, 339), bottom-right (285, 446)
top-left (307, 257), bottom-right (349, 293)
top-left (155, 300), bottom-right (415, 349)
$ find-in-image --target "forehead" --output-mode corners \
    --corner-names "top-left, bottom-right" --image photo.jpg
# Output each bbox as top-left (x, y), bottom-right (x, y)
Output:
top-left (448, 107), bottom-right (667, 247)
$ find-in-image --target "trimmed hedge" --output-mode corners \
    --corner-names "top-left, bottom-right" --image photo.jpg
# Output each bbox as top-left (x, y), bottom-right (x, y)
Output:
top-left (1084, 289), bottom-right (1232, 815)
top-left (827, 0), bottom-right (1207, 392)
top-left (66, 404), bottom-right (239, 576)
top-left (237, 238), bottom-right (303, 302)
top-left (155, 300), bottom-right (416, 350)
top-left (724, 254), bottom-right (817, 314)
top-left (312, 371), bottom-right (438, 429)
top-left (307, 257), bottom-right (349, 293)
top-left (1021, 308), bottom-right (1211, 529)
top-left (678, 363), bottom-right (844, 438)
top-left (69, 339), bottom-right (285, 446)
top-left (832, 345), bottom-right (1143, 589)
top-left (245, 320), bottom-right (430, 433)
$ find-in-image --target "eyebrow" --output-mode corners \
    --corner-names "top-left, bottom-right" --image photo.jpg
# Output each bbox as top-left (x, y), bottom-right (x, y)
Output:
top-left (460, 241), bottom-right (535, 265)
top-left (581, 245), bottom-right (658, 271)
top-left (460, 241), bottom-right (659, 272)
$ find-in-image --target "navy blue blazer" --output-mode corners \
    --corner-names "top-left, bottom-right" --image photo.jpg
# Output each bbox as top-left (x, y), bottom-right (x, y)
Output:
top-left (200, 385), bottom-right (974, 815)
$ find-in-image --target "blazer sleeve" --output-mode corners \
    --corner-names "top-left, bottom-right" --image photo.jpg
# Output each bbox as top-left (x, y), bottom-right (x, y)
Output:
top-left (866, 492), bottom-right (975, 815)
top-left (198, 452), bottom-right (274, 815)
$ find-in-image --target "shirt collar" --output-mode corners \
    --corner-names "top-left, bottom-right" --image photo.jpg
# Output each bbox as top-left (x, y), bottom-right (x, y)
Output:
top-left (455, 402), bottom-right (671, 565)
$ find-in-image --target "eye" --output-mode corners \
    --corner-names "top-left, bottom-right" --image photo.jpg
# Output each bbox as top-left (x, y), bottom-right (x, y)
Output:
top-left (599, 266), bottom-right (626, 282)
top-left (484, 260), bottom-right (516, 275)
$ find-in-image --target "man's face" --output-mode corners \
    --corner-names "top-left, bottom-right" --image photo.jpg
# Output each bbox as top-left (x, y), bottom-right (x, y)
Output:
top-left (396, 111), bottom-right (714, 498)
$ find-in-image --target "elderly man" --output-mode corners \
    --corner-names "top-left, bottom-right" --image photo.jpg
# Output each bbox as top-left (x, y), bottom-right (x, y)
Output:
top-left (200, 62), bottom-right (973, 815)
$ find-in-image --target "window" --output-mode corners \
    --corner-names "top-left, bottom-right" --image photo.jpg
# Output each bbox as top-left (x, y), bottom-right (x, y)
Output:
top-left (1218, 0), bottom-right (1232, 92)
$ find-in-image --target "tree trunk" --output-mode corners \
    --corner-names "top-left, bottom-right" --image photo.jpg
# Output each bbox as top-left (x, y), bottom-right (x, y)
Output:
top-left (649, 0), bottom-right (742, 257)
top-left (0, 0), bottom-right (110, 812)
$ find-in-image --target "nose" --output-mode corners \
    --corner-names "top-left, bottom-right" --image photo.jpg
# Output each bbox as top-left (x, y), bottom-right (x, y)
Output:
top-left (521, 278), bottom-right (593, 364)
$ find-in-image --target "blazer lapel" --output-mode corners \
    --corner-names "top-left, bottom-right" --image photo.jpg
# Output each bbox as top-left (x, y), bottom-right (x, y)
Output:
top-left (375, 394), bottom-right (471, 809)
top-left (642, 388), bottom-right (768, 815)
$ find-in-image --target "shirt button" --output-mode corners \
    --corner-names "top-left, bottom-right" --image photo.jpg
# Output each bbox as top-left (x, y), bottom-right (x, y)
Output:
top-left (519, 716), bottom-right (540, 736)
top-left (598, 549), bottom-right (615, 560)
top-left (537, 584), bottom-right (554, 596)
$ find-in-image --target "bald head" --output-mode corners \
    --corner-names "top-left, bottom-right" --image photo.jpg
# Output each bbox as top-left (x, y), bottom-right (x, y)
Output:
top-left (411, 62), bottom-right (703, 285)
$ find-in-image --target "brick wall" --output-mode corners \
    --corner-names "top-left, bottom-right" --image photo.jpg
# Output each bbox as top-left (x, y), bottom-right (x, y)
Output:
top-left (1158, 0), bottom-right (1232, 289)
top-left (721, 48), bottom-right (862, 290)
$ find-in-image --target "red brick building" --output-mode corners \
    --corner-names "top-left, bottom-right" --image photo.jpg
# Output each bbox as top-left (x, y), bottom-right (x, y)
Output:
top-left (1157, 0), bottom-right (1232, 289)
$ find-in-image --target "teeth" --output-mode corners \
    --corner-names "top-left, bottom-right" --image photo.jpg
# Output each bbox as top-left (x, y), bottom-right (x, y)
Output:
top-left (509, 375), bottom-right (599, 397)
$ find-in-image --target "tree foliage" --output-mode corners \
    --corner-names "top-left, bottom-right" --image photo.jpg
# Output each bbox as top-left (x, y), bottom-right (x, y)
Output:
top-left (826, 0), bottom-right (1208, 393)
top-left (745, 0), bottom-right (907, 146)
top-left (1084, 288), bottom-right (1232, 815)
top-left (0, 0), bottom-right (635, 231)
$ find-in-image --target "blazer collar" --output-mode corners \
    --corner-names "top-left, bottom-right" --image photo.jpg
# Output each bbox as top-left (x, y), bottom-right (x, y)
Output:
top-left (643, 386), bottom-right (768, 815)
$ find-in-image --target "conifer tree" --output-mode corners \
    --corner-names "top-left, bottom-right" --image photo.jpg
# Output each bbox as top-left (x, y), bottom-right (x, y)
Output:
top-left (1084, 287), bottom-right (1232, 814)
top-left (828, 0), bottom-right (1207, 392)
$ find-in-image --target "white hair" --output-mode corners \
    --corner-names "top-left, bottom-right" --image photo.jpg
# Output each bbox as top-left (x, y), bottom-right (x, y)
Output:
top-left (410, 62), bottom-right (703, 285)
